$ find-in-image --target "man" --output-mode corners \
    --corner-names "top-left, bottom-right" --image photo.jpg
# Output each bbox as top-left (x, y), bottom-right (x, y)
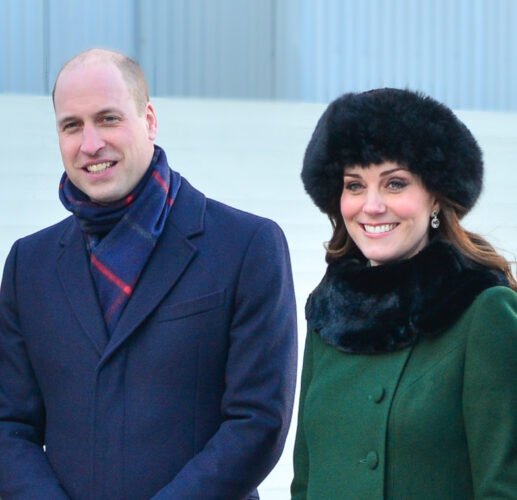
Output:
top-left (0, 49), bottom-right (297, 499)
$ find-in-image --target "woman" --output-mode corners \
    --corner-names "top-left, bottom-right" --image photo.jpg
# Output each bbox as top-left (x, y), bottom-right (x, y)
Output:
top-left (291, 88), bottom-right (517, 499)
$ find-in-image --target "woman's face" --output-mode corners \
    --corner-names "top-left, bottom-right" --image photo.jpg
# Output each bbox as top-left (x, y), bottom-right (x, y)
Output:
top-left (341, 161), bottom-right (438, 266)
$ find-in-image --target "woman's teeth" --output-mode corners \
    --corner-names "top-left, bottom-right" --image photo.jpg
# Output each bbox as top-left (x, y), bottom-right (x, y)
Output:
top-left (86, 162), bottom-right (114, 173)
top-left (363, 223), bottom-right (397, 234)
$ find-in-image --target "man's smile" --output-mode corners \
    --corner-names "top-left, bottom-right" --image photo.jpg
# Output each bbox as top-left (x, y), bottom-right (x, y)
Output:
top-left (84, 161), bottom-right (116, 174)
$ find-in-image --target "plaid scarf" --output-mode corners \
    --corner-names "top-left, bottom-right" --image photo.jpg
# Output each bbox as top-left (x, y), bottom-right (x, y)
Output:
top-left (59, 145), bottom-right (182, 334)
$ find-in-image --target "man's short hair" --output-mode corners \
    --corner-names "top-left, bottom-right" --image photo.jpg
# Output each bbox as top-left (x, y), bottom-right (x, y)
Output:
top-left (52, 48), bottom-right (150, 115)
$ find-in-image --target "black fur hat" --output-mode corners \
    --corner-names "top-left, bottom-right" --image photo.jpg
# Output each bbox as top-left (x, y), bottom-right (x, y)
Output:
top-left (302, 88), bottom-right (483, 216)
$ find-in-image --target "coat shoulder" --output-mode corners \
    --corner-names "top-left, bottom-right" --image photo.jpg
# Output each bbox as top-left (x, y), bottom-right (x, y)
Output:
top-left (464, 285), bottom-right (517, 327)
top-left (203, 197), bottom-right (290, 267)
top-left (19, 216), bottom-right (73, 238)
top-left (11, 216), bottom-right (75, 256)
top-left (206, 197), bottom-right (284, 236)
top-left (462, 285), bottom-right (517, 350)
top-left (176, 176), bottom-right (285, 241)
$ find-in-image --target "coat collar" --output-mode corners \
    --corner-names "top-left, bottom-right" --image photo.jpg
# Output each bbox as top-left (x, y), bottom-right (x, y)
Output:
top-left (57, 176), bottom-right (205, 360)
top-left (306, 239), bottom-right (508, 354)
top-left (57, 217), bottom-right (109, 355)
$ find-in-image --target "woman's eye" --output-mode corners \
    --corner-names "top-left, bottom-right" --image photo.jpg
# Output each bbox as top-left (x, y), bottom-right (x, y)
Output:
top-left (387, 179), bottom-right (408, 190)
top-left (344, 181), bottom-right (363, 192)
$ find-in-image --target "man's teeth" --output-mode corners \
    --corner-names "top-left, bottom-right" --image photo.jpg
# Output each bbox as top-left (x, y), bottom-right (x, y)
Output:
top-left (86, 162), bottom-right (114, 173)
top-left (364, 224), bottom-right (397, 234)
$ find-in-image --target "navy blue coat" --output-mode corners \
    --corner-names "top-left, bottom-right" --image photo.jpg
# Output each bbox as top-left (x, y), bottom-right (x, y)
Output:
top-left (0, 177), bottom-right (297, 499)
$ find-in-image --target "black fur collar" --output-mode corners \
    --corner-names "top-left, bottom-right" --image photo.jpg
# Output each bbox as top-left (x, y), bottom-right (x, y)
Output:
top-left (306, 239), bottom-right (508, 354)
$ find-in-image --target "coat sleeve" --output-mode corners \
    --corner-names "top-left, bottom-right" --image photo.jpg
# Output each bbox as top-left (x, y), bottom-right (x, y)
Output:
top-left (151, 220), bottom-right (298, 499)
top-left (0, 242), bottom-right (70, 499)
top-left (462, 286), bottom-right (517, 498)
top-left (290, 327), bottom-right (315, 500)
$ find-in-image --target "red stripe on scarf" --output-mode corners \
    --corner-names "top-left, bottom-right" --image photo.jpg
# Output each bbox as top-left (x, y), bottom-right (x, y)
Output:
top-left (103, 289), bottom-right (130, 323)
top-left (91, 254), bottom-right (133, 296)
top-left (152, 171), bottom-right (169, 193)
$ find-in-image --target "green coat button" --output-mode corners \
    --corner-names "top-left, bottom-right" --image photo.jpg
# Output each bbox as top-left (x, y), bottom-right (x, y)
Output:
top-left (368, 386), bottom-right (385, 403)
top-left (366, 451), bottom-right (379, 469)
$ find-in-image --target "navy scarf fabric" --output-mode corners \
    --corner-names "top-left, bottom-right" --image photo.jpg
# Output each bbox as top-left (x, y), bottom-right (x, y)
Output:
top-left (59, 145), bottom-right (182, 334)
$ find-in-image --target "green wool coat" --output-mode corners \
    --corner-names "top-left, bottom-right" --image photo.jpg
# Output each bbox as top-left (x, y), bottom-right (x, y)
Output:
top-left (291, 286), bottom-right (517, 499)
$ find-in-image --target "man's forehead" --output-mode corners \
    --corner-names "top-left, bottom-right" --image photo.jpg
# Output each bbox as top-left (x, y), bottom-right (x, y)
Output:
top-left (54, 61), bottom-right (126, 103)
top-left (54, 74), bottom-right (132, 124)
top-left (53, 49), bottom-right (147, 116)
top-left (61, 49), bottom-right (121, 72)
top-left (57, 58), bottom-right (119, 84)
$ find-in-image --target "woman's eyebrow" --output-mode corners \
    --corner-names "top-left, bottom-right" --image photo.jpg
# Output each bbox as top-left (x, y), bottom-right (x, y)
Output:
top-left (379, 168), bottom-right (408, 177)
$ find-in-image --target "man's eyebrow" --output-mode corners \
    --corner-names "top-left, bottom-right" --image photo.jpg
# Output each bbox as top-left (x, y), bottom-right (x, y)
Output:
top-left (95, 107), bottom-right (124, 116)
top-left (57, 108), bottom-right (125, 127)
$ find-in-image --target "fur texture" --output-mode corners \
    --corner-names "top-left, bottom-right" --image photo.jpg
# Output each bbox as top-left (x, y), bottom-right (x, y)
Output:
top-left (302, 88), bottom-right (483, 216)
top-left (306, 239), bottom-right (508, 354)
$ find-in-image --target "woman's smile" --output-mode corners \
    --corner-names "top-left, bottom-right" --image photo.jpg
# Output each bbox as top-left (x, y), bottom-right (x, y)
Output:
top-left (361, 223), bottom-right (399, 235)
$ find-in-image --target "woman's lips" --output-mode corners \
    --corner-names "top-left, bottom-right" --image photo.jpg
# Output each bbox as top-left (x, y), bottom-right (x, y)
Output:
top-left (362, 223), bottom-right (398, 234)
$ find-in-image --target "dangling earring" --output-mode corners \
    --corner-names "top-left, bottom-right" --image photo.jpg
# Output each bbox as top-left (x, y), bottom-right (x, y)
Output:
top-left (430, 210), bottom-right (440, 229)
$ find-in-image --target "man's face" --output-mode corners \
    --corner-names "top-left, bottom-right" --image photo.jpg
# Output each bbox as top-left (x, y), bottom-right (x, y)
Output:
top-left (54, 61), bottom-right (157, 204)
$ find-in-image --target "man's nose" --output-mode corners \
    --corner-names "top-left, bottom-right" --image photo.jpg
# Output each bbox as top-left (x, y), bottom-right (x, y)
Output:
top-left (362, 189), bottom-right (386, 215)
top-left (80, 124), bottom-right (105, 155)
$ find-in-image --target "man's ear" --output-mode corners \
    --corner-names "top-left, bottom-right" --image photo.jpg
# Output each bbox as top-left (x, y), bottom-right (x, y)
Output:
top-left (145, 102), bottom-right (158, 140)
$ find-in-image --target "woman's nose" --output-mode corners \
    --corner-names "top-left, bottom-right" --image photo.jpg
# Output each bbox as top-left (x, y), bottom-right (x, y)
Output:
top-left (362, 189), bottom-right (386, 215)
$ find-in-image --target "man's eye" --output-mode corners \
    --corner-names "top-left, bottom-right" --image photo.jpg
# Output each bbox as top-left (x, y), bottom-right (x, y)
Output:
top-left (62, 122), bottom-right (79, 132)
top-left (102, 115), bottom-right (119, 124)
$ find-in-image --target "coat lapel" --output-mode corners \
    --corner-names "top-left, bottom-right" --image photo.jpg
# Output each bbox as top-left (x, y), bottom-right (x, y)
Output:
top-left (101, 178), bottom-right (206, 362)
top-left (57, 219), bottom-right (109, 356)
